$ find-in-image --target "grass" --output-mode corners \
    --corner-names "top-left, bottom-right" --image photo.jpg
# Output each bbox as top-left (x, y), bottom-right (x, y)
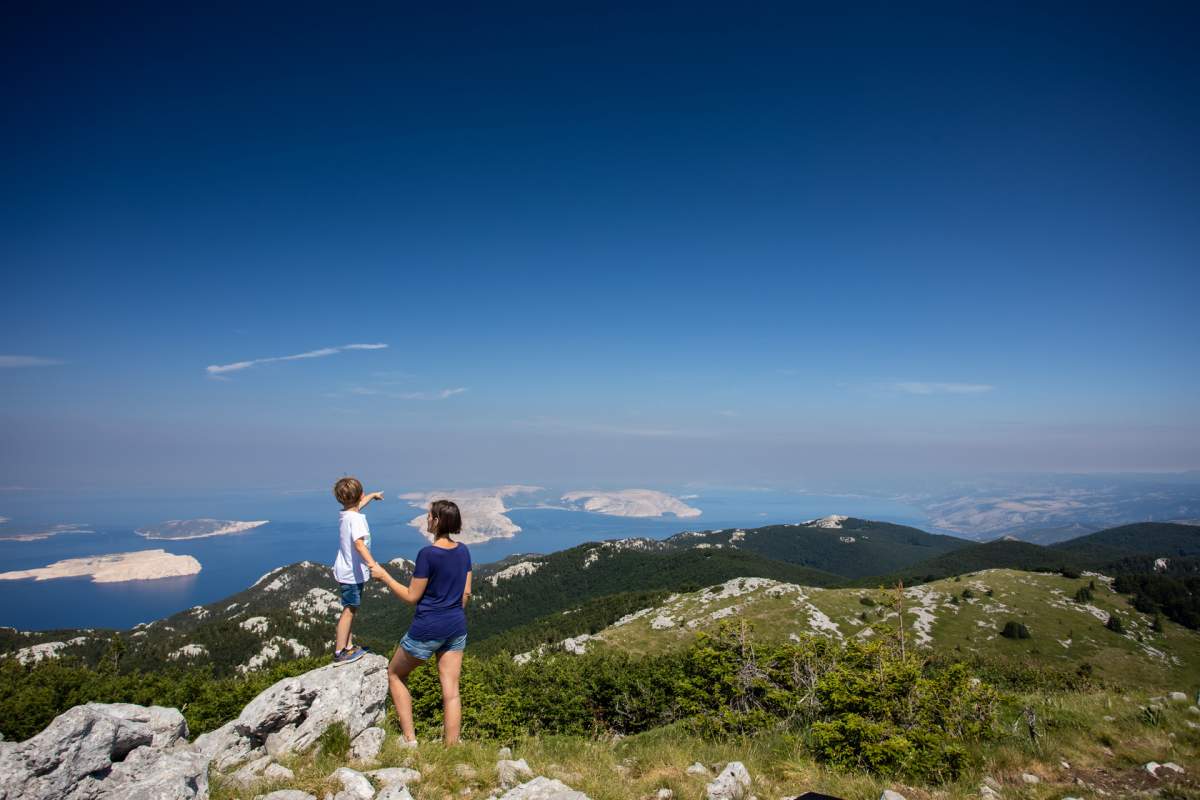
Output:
top-left (209, 686), bottom-right (1200, 800)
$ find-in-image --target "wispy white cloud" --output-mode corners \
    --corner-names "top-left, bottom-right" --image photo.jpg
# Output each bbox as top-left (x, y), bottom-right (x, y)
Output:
top-left (336, 385), bottom-right (466, 400)
top-left (0, 355), bottom-right (63, 368)
top-left (206, 343), bottom-right (388, 376)
top-left (893, 382), bottom-right (994, 395)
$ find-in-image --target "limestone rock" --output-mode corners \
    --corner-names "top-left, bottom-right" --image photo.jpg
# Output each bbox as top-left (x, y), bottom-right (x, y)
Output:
top-left (229, 755), bottom-right (273, 786)
top-left (86, 703), bottom-right (189, 748)
top-left (686, 762), bottom-right (711, 777)
top-left (657, 790), bottom-right (674, 800)
top-left (498, 746), bottom-right (513, 759)
top-left (195, 654), bottom-right (388, 770)
top-left (331, 767), bottom-right (375, 799)
top-left (368, 767), bottom-right (422, 786)
top-left (0, 704), bottom-right (156, 800)
top-left (258, 792), bottom-right (317, 800)
top-left (1169, 692), bottom-right (1189, 702)
top-left (497, 776), bottom-right (591, 799)
top-left (350, 727), bottom-right (386, 762)
top-left (705, 762), bottom-right (751, 800)
top-left (1020, 772), bottom-right (1040, 784)
top-left (880, 791), bottom-right (907, 800)
top-left (498, 758), bottom-right (535, 787)
top-left (376, 785), bottom-right (414, 800)
top-left (264, 763), bottom-right (296, 781)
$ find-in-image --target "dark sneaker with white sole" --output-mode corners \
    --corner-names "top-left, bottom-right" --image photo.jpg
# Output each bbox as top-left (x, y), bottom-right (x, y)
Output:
top-left (333, 645), bottom-right (367, 665)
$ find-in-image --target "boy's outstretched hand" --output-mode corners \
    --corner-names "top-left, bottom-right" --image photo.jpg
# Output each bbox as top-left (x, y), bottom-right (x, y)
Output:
top-left (370, 563), bottom-right (390, 581)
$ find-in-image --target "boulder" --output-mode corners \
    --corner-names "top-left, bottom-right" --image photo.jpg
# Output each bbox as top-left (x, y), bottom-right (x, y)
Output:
top-left (86, 703), bottom-right (189, 748)
top-left (498, 776), bottom-right (591, 799)
top-left (705, 762), bottom-right (751, 800)
top-left (657, 790), bottom-right (674, 800)
top-left (195, 654), bottom-right (388, 770)
top-left (880, 792), bottom-right (907, 800)
top-left (258, 792), bottom-right (317, 800)
top-left (367, 767), bottom-right (422, 786)
top-left (686, 762), bottom-right (711, 777)
top-left (350, 727), bottom-right (386, 762)
top-left (376, 786), bottom-right (415, 800)
top-left (0, 703), bottom-right (209, 800)
top-left (229, 754), bottom-right (273, 786)
top-left (263, 763), bottom-right (296, 781)
top-left (1168, 692), bottom-right (1189, 702)
top-left (331, 766), bottom-right (375, 799)
top-left (498, 758), bottom-right (535, 787)
top-left (1020, 773), bottom-right (1040, 784)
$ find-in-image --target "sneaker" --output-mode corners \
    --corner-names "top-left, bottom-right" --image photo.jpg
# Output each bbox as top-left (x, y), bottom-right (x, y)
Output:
top-left (333, 646), bottom-right (367, 666)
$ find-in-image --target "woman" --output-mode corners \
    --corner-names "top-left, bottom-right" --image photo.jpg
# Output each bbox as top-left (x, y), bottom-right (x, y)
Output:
top-left (370, 499), bottom-right (472, 745)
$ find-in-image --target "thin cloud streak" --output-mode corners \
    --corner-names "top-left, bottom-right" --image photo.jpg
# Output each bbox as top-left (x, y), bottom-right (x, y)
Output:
top-left (893, 382), bottom-right (995, 395)
top-left (0, 355), bottom-right (64, 368)
top-left (206, 343), bottom-right (388, 376)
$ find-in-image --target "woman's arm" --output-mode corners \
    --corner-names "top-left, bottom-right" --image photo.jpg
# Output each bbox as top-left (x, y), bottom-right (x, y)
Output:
top-left (369, 563), bottom-right (427, 606)
top-left (462, 571), bottom-right (472, 608)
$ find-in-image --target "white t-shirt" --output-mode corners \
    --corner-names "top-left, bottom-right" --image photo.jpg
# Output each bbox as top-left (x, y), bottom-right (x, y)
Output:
top-left (333, 510), bottom-right (372, 584)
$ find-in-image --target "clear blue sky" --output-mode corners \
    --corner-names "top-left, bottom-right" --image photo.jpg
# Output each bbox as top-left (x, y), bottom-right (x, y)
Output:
top-left (2, 3), bottom-right (1198, 489)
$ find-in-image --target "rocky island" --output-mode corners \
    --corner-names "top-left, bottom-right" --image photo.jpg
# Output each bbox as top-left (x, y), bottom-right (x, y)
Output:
top-left (136, 519), bottom-right (269, 540)
top-left (0, 549), bottom-right (201, 583)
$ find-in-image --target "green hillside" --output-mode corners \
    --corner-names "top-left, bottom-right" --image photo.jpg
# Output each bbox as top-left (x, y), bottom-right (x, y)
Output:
top-left (852, 539), bottom-right (1093, 587)
top-left (575, 569), bottom-right (1200, 687)
top-left (1052, 521), bottom-right (1200, 559)
top-left (665, 516), bottom-right (969, 578)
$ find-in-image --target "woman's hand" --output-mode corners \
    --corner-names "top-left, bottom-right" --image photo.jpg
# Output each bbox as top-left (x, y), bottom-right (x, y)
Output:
top-left (370, 563), bottom-right (390, 581)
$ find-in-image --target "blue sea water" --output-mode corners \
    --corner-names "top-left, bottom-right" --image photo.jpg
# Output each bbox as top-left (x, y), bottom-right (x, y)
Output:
top-left (0, 488), bottom-right (931, 631)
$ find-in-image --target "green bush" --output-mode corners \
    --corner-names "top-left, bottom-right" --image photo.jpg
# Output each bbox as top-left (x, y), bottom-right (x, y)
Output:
top-left (1105, 614), bottom-right (1125, 634)
top-left (1073, 586), bottom-right (1093, 603)
top-left (1001, 621), bottom-right (1031, 640)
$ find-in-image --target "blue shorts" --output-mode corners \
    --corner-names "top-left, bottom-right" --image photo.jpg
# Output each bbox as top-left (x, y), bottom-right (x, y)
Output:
top-left (339, 582), bottom-right (365, 608)
top-left (400, 631), bottom-right (467, 660)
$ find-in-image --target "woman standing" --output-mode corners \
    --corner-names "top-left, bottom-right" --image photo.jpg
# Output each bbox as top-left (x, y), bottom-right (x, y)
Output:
top-left (371, 499), bottom-right (472, 745)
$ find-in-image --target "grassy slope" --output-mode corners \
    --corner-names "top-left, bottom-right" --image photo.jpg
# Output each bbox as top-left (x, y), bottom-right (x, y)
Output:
top-left (588, 569), bottom-right (1200, 687)
top-left (1051, 522), bottom-right (1200, 559)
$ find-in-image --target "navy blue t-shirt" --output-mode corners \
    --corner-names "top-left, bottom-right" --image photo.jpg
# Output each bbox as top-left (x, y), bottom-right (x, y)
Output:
top-left (408, 542), bottom-right (472, 640)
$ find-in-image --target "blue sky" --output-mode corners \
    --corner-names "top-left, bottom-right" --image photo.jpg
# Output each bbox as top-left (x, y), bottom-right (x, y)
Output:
top-left (2, 3), bottom-right (1198, 489)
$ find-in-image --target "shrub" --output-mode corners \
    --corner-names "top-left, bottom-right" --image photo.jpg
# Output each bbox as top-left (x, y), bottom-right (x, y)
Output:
top-left (961, 589), bottom-right (975, 600)
top-left (1074, 586), bottom-right (1093, 603)
top-left (1001, 621), bottom-right (1030, 640)
top-left (1105, 614), bottom-right (1125, 634)
top-left (859, 595), bottom-right (876, 607)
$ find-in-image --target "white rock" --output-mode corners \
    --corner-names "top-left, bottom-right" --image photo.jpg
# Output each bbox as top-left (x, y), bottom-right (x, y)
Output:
top-left (0, 703), bottom-right (210, 800)
top-left (1145, 761), bottom-right (1161, 776)
top-left (1021, 773), bottom-right (1040, 784)
top-left (259, 792), bottom-right (317, 800)
top-left (1169, 692), bottom-right (1189, 702)
top-left (1189, 705), bottom-right (1200, 715)
top-left (331, 766), bottom-right (375, 799)
top-left (194, 654), bottom-right (388, 770)
top-left (1160, 762), bottom-right (1185, 774)
top-left (264, 763), bottom-right (296, 781)
top-left (350, 727), bottom-right (386, 762)
top-left (979, 786), bottom-right (1000, 800)
top-left (229, 754), bottom-right (273, 785)
top-left (367, 768), bottom-right (422, 786)
top-left (376, 785), bottom-right (415, 800)
top-left (705, 762), bottom-right (751, 800)
top-left (686, 762), bottom-right (711, 776)
top-left (498, 758), bottom-right (535, 787)
top-left (880, 791), bottom-right (907, 800)
top-left (497, 776), bottom-right (591, 799)
top-left (651, 615), bottom-right (676, 630)
top-left (657, 790), bottom-right (674, 799)
top-left (85, 702), bottom-right (189, 748)
top-left (498, 746), bottom-right (513, 759)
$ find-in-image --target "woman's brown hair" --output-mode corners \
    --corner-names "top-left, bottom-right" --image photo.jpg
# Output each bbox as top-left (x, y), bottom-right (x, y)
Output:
top-left (427, 499), bottom-right (462, 538)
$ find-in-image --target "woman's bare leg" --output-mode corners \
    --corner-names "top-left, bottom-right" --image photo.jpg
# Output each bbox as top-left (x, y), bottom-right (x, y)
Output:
top-left (388, 646), bottom-right (425, 742)
top-left (435, 649), bottom-right (464, 744)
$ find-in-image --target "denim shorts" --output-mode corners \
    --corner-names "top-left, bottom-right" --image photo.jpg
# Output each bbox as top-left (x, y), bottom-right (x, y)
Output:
top-left (400, 631), bottom-right (467, 660)
top-left (339, 582), bottom-right (365, 608)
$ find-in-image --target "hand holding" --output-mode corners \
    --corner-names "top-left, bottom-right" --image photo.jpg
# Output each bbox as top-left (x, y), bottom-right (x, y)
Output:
top-left (370, 563), bottom-right (389, 581)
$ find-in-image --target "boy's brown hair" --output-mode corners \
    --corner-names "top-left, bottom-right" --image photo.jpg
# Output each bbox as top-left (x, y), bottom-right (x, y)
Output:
top-left (334, 476), bottom-right (364, 508)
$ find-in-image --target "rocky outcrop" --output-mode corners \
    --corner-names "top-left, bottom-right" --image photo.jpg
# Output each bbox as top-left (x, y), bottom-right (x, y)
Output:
top-left (498, 776), bottom-right (591, 799)
top-left (705, 762), bottom-right (751, 800)
top-left (195, 654), bottom-right (388, 770)
top-left (0, 704), bottom-right (206, 800)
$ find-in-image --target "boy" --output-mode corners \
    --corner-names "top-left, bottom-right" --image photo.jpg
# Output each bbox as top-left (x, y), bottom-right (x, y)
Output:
top-left (331, 476), bottom-right (383, 665)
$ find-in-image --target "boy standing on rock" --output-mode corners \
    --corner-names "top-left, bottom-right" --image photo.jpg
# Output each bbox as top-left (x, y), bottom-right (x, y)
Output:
top-left (331, 476), bottom-right (383, 665)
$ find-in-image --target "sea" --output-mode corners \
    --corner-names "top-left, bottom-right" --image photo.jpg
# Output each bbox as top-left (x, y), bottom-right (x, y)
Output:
top-left (0, 487), bottom-right (933, 631)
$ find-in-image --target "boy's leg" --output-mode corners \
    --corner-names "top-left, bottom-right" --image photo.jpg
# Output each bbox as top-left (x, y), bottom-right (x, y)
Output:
top-left (388, 646), bottom-right (425, 743)
top-left (335, 605), bottom-right (356, 652)
top-left (434, 649), bottom-right (464, 744)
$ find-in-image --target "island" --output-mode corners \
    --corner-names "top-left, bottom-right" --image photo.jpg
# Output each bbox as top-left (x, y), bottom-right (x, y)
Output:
top-left (561, 489), bottom-right (702, 518)
top-left (0, 549), bottom-right (202, 583)
top-left (0, 523), bottom-right (94, 542)
top-left (135, 519), bottom-right (269, 540)
top-left (401, 486), bottom-right (542, 545)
